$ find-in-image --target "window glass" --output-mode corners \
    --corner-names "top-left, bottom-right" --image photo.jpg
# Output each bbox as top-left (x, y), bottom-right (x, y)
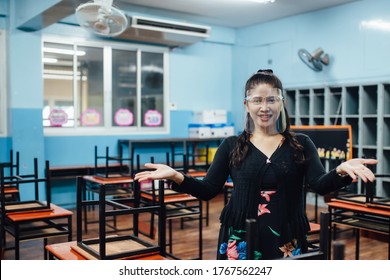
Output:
top-left (76, 46), bottom-right (104, 127)
top-left (42, 38), bottom-right (168, 135)
top-left (111, 49), bottom-right (137, 127)
top-left (43, 42), bottom-right (75, 127)
top-left (141, 52), bottom-right (164, 128)
top-left (0, 30), bottom-right (6, 136)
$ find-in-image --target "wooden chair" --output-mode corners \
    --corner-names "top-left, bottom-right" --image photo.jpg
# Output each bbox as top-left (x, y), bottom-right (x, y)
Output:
top-left (75, 176), bottom-right (166, 260)
top-left (1, 158), bottom-right (72, 259)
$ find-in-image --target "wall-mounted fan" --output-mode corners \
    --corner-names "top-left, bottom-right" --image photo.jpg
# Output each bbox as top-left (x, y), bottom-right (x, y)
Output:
top-left (75, 0), bottom-right (128, 37)
top-left (298, 48), bottom-right (329, 72)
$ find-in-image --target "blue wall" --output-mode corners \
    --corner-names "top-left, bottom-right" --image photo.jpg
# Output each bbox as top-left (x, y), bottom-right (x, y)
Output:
top-left (2, 0), bottom-right (390, 206)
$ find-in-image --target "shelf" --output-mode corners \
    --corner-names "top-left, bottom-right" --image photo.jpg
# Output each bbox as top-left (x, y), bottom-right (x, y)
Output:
top-left (286, 81), bottom-right (390, 177)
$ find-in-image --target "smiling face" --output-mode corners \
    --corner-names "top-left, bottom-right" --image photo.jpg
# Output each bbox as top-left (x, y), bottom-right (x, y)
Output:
top-left (245, 83), bottom-right (284, 135)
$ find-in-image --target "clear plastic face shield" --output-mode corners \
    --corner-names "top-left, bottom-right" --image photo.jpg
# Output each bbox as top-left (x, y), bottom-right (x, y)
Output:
top-left (244, 87), bottom-right (287, 135)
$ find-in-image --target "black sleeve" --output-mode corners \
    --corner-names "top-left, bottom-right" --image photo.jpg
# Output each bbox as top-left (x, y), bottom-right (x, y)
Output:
top-left (170, 137), bottom-right (233, 201)
top-left (302, 135), bottom-right (352, 195)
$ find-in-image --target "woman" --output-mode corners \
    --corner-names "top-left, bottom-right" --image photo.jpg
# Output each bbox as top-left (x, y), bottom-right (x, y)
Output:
top-left (134, 69), bottom-right (377, 260)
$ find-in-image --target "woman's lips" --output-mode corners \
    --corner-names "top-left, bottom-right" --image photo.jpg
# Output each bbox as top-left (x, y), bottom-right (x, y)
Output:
top-left (259, 114), bottom-right (272, 121)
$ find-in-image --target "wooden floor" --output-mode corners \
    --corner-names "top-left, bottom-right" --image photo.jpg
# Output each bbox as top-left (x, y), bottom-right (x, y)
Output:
top-left (2, 192), bottom-right (388, 260)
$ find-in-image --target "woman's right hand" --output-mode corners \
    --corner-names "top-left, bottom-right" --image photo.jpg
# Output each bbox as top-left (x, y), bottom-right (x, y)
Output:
top-left (133, 163), bottom-right (185, 185)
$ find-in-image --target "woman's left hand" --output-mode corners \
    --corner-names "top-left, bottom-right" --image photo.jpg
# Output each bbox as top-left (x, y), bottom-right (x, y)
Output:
top-left (336, 158), bottom-right (378, 182)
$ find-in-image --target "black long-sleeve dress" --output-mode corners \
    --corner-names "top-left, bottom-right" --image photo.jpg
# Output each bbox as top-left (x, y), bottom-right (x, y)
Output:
top-left (170, 133), bottom-right (352, 259)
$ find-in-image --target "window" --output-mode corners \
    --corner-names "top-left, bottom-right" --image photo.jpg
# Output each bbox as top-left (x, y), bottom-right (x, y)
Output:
top-left (43, 37), bottom-right (169, 135)
top-left (0, 30), bottom-right (6, 136)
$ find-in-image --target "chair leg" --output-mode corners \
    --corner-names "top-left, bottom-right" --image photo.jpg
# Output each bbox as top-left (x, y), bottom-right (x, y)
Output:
top-left (43, 238), bottom-right (48, 260)
top-left (169, 220), bottom-right (173, 253)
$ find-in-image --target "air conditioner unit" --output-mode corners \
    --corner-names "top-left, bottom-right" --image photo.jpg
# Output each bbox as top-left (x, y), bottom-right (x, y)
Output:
top-left (117, 16), bottom-right (211, 47)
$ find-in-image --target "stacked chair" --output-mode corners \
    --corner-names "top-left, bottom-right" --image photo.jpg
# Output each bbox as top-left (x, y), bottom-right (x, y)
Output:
top-left (1, 152), bottom-right (72, 259)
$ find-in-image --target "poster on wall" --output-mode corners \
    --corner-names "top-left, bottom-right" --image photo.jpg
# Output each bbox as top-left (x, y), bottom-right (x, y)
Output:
top-left (114, 108), bottom-right (134, 126)
top-left (48, 108), bottom-right (68, 127)
top-left (81, 109), bottom-right (101, 126)
top-left (144, 110), bottom-right (162, 127)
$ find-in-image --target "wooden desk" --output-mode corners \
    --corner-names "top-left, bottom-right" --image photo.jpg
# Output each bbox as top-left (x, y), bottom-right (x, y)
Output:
top-left (46, 241), bottom-right (169, 260)
top-left (327, 200), bottom-right (390, 259)
top-left (4, 203), bottom-right (72, 259)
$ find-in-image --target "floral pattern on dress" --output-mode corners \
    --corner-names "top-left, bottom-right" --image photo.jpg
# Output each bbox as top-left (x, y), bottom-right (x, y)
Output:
top-left (219, 227), bottom-right (262, 260)
top-left (257, 191), bottom-right (276, 216)
top-left (279, 239), bottom-right (301, 258)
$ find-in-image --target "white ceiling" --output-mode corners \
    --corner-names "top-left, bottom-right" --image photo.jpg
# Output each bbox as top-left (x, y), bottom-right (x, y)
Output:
top-left (116, 0), bottom-right (361, 28)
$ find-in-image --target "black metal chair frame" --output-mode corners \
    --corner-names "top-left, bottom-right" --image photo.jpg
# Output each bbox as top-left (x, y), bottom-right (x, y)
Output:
top-left (76, 176), bottom-right (166, 260)
top-left (1, 157), bottom-right (72, 259)
top-left (134, 166), bottom-right (203, 260)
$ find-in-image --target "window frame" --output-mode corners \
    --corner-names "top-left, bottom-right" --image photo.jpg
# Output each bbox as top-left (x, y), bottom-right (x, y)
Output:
top-left (0, 29), bottom-right (7, 137)
top-left (42, 35), bottom-right (170, 136)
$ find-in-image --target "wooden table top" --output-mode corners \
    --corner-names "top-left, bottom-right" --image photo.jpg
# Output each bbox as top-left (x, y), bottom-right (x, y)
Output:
top-left (6, 203), bottom-right (73, 222)
top-left (328, 200), bottom-right (390, 217)
top-left (45, 241), bottom-right (169, 260)
top-left (82, 175), bottom-right (133, 185)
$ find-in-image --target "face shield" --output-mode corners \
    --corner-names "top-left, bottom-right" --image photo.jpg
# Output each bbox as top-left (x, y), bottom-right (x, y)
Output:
top-left (244, 88), bottom-right (287, 135)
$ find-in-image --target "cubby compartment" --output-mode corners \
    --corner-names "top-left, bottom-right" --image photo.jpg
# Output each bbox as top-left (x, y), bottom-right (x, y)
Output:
top-left (383, 150), bottom-right (390, 175)
top-left (300, 117), bottom-right (309, 125)
top-left (361, 85), bottom-right (378, 115)
top-left (384, 84), bottom-right (390, 115)
top-left (345, 86), bottom-right (359, 115)
top-left (362, 118), bottom-right (377, 146)
top-left (298, 89), bottom-right (310, 116)
top-left (362, 147), bottom-right (377, 161)
top-left (330, 117), bottom-right (342, 125)
top-left (384, 118), bottom-right (390, 147)
top-left (312, 88), bottom-right (324, 116)
top-left (329, 87), bottom-right (342, 116)
top-left (285, 89), bottom-right (296, 116)
top-left (346, 117), bottom-right (359, 146)
top-left (313, 117), bottom-right (324, 125)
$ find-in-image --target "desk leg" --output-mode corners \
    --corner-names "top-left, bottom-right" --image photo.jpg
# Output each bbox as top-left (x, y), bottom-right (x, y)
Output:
top-left (388, 222), bottom-right (390, 260)
top-left (355, 229), bottom-right (360, 260)
top-left (328, 206), bottom-right (332, 259)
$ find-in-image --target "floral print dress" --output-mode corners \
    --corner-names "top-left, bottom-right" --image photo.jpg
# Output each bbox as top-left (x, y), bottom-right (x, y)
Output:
top-left (217, 150), bottom-right (306, 260)
top-left (218, 188), bottom-right (302, 260)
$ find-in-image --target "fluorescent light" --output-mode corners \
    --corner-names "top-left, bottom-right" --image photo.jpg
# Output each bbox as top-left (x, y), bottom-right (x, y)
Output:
top-left (43, 47), bottom-right (86, 56)
top-left (43, 57), bottom-right (58, 63)
top-left (360, 19), bottom-right (390, 32)
top-left (248, 0), bottom-right (276, 4)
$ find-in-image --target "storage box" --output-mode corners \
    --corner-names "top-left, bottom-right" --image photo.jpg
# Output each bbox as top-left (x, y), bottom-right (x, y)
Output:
top-left (210, 123), bottom-right (226, 138)
top-left (188, 124), bottom-right (212, 138)
top-left (223, 123), bottom-right (235, 137)
top-left (193, 110), bottom-right (227, 124)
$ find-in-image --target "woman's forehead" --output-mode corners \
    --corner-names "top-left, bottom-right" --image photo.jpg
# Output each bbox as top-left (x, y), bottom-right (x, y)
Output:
top-left (247, 84), bottom-right (276, 95)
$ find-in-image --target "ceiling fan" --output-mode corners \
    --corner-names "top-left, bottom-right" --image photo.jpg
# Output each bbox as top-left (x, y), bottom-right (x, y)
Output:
top-left (298, 48), bottom-right (329, 72)
top-left (75, 0), bottom-right (128, 37)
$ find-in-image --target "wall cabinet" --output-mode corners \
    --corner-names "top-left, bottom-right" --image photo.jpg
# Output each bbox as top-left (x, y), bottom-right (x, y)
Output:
top-left (286, 82), bottom-right (390, 196)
